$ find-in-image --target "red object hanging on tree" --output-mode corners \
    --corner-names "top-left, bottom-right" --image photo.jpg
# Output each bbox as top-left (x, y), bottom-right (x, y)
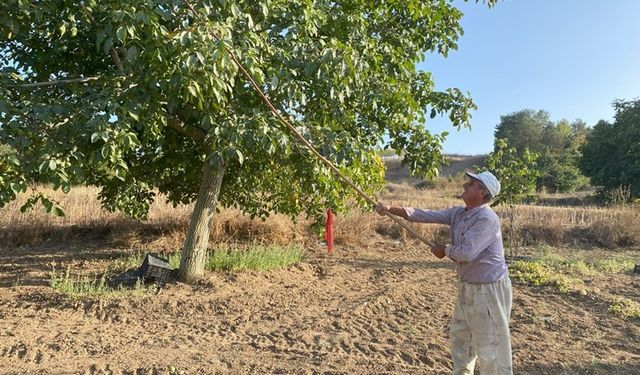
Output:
top-left (324, 208), bottom-right (334, 254)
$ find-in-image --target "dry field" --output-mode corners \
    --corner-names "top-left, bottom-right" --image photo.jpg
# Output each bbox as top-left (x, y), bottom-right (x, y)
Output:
top-left (1, 158), bottom-right (639, 374)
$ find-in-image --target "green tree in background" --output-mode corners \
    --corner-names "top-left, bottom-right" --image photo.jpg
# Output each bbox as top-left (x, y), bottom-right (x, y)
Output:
top-left (537, 119), bottom-right (590, 192)
top-left (0, 0), bottom-right (497, 282)
top-left (493, 109), bottom-right (549, 153)
top-left (494, 109), bottom-right (588, 193)
top-left (580, 98), bottom-right (640, 201)
top-left (485, 138), bottom-right (539, 257)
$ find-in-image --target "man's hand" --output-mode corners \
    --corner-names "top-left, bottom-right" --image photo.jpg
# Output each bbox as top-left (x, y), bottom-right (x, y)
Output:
top-left (375, 203), bottom-right (410, 219)
top-left (430, 244), bottom-right (446, 259)
top-left (375, 203), bottom-right (390, 216)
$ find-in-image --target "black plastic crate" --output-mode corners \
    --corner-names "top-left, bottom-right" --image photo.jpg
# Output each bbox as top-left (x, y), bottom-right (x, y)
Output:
top-left (139, 253), bottom-right (172, 287)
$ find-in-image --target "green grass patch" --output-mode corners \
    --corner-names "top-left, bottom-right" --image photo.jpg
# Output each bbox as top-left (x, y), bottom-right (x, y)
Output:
top-left (509, 250), bottom-right (635, 294)
top-left (509, 260), bottom-right (581, 293)
top-left (205, 244), bottom-right (304, 272)
top-left (590, 258), bottom-right (636, 273)
top-left (609, 298), bottom-right (640, 319)
top-left (49, 263), bottom-right (154, 299)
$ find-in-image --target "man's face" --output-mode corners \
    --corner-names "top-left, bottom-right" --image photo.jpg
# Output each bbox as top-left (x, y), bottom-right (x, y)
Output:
top-left (461, 178), bottom-right (487, 203)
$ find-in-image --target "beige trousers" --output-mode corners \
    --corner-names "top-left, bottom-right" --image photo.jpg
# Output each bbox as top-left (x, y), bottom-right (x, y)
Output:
top-left (450, 277), bottom-right (513, 375)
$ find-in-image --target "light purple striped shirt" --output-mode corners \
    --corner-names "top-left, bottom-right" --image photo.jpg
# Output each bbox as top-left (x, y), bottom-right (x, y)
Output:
top-left (404, 204), bottom-right (508, 283)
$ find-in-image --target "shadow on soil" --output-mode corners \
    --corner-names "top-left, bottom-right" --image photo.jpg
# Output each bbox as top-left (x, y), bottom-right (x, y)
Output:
top-left (340, 257), bottom-right (455, 272)
top-left (0, 241), bottom-right (132, 287)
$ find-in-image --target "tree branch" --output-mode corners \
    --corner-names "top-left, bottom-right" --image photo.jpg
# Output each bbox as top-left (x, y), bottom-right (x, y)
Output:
top-left (166, 114), bottom-right (206, 144)
top-left (10, 76), bottom-right (101, 89)
top-left (110, 47), bottom-right (125, 75)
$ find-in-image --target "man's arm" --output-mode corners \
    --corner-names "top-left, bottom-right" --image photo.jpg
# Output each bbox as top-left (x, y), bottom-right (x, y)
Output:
top-left (376, 204), bottom-right (456, 225)
top-left (375, 204), bottom-right (409, 219)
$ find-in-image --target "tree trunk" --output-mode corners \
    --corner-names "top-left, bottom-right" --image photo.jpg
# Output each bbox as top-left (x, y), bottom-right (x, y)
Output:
top-left (178, 158), bottom-right (226, 283)
top-left (508, 207), bottom-right (517, 260)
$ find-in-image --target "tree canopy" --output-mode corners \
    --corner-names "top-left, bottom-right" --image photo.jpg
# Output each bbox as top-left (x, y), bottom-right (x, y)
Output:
top-left (580, 98), bottom-right (640, 200)
top-left (1, 0), bottom-right (496, 281)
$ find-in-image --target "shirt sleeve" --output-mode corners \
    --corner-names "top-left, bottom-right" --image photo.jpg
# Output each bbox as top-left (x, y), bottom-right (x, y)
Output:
top-left (403, 206), bottom-right (457, 225)
top-left (445, 217), bottom-right (498, 263)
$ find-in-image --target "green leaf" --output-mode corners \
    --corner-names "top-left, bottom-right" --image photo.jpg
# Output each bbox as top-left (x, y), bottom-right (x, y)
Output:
top-left (52, 206), bottom-right (66, 217)
top-left (116, 26), bottom-right (125, 42)
top-left (126, 45), bottom-right (138, 61)
top-left (180, 31), bottom-right (189, 46)
top-left (103, 37), bottom-right (113, 54)
top-left (59, 23), bottom-right (66, 37)
top-left (196, 51), bottom-right (205, 65)
top-left (128, 111), bottom-right (139, 121)
top-left (236, 149), bottom-right (244, 164)
top-left (7, 156), bottom-right (20, 166)
top-left (231, 4), bottom-right (240, 17)
top-left (43, 199), bottom-right (53, 213)
top-left (188, 85), bottom-right (197, 98)
top-left (20, 201), bottom-right (32, 213)
top-left (187, 54), bottom-right (197, 67)
top-left (38, 161), bottom-right (48, 173)
top-left (127, 25), bottom-right (135, 39)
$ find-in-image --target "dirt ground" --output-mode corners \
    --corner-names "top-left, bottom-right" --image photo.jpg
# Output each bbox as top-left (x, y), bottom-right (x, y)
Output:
top-left (1, 237), bottom-right (639, 375)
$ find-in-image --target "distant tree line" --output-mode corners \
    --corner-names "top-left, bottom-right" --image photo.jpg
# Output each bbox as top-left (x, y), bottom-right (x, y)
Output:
top-left (493, 109), bottom-right (589, 193)
top-left (492, 98), bottom-right (640, 202)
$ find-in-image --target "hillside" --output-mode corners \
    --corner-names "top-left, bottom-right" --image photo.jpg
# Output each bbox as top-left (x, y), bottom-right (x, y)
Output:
top-left (384, 154), bottom-right (487, 184)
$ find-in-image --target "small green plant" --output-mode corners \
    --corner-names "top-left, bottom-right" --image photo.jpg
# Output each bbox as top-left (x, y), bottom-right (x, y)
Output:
top-left (107, 251), bottom-right (146, 273)
top-left (509, 259), bottom-right (583, 293)
top-left (609, 298), bottom-right (640, 319)
top-left (205, 244), bottom-right (304, 272)
top-left (485, 138), bottom-right (540, 257)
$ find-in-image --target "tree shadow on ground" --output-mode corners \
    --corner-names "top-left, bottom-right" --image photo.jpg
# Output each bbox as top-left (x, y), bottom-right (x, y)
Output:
top-left (0, 216), bottom-right (192, 288)
top-left (0, 241), bottom-right (133, 287)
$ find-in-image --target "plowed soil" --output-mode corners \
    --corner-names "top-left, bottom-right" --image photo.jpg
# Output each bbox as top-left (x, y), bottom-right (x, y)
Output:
top-left (1, 237), bottom-right (639, 375)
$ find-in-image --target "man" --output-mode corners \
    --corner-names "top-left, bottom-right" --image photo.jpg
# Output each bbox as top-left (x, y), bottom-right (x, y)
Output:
top-left (376, 171), bottom-right (512, 375)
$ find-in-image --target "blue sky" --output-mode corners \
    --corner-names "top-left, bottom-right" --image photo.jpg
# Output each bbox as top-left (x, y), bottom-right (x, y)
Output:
top-left (419, 0), bottom-right (640, 155)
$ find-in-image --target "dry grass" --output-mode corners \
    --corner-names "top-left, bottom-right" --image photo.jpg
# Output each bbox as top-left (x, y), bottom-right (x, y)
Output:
top-left (505, 204), bottom-right (639, 248)
top-left (0, 186), bottom-right (191, 250)
top-left (1, 179), bottom-right (638, 251)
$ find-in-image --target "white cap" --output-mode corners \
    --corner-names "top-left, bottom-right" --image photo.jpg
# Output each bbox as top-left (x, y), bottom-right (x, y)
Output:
top-left (465, 171), bottom-right (501, 198)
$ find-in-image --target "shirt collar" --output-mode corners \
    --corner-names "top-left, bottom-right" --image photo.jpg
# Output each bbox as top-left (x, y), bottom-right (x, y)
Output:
top-left (464, 203), bottom-right (488, 215)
